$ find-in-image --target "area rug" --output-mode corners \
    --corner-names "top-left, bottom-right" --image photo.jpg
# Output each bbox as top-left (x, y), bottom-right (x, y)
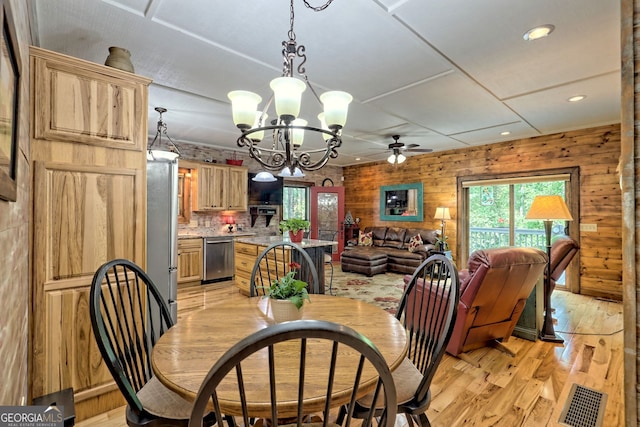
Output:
top-left (323, 264), bottom-right (406, 314)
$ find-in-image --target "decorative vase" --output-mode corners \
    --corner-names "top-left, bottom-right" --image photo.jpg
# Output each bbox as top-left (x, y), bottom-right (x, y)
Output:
top-left (104, 47), bottom-right (134, 73)
top-left (289, 230), bottom-right (304, 243)
top-left (270, 299), bottom-right (303, 323)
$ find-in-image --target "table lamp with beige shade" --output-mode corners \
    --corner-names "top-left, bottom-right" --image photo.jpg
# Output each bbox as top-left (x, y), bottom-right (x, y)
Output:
top-left (525, 195), bottom-right (573, 343)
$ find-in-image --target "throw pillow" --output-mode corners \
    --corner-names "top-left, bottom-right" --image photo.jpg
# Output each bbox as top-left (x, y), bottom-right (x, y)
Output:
top-left (358, 231), bottom-right (373, 246)
top-left (408, 234), bottom-right (423, 252)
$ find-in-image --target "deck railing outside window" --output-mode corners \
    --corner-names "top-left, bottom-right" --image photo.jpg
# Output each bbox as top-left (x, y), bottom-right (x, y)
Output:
top-left (469, 227), bottom-right (547, 254)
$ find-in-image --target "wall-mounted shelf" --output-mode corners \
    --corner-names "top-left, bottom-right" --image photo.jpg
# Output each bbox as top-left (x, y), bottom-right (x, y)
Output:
top-left (249, 205), bottom-right (279, 227)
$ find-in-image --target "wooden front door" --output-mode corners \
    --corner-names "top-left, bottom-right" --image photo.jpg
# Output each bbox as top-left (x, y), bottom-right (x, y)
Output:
top-left (310, 186), bottom-right (345, 261)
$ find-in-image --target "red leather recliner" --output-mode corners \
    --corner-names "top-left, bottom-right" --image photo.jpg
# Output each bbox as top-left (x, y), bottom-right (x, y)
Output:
top-left (445, 247), bottom-right (547, 362)
top-left (548, 237), bottom-right (579, 291)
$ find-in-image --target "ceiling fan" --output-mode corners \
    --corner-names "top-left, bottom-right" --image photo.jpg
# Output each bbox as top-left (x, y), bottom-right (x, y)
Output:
top-left (385, 135), bottom-right (432, 164)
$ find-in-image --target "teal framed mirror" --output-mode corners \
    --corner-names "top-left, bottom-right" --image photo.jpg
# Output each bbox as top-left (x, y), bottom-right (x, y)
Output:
top-left (380, 182), bottom-right (423, 221)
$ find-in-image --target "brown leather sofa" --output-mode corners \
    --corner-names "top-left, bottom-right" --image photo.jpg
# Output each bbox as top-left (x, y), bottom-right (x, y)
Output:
top-left (340, 226), bottom-right (438, 276)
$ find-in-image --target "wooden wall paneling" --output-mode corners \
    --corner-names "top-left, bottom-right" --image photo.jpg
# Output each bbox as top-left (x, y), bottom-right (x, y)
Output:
top-left (343, 124), bottom-right (622, 300)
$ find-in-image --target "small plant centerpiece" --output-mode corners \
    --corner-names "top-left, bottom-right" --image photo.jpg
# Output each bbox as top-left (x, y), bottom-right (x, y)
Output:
top-left (279, 218), bottom-right (310, 243)
top-left (435, 235), bottom-right (449, 252)
top-left (435, 235), bottom-right (452, 259)
top-left (264, 261), bottom-right (310, 322)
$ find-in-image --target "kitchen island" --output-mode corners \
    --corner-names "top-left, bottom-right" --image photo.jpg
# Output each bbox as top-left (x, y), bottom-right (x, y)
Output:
top-left (234, 236), bottom-right (337, 295)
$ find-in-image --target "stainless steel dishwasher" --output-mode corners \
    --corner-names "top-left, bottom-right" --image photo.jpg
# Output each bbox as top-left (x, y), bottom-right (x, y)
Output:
top-left (203, 236), bottom-right (234, 283)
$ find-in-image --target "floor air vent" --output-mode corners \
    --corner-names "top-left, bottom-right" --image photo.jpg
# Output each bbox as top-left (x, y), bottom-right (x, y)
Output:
top-left (559, 383), bottom-right (607, 427)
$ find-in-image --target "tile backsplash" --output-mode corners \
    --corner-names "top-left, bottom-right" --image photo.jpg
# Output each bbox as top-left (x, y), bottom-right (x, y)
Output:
top-left (180, 209), bottom-right (280, 237)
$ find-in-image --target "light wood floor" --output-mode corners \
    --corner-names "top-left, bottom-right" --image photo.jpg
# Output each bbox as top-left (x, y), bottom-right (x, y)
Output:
top-left (77, 273), bottom-right (624, 427)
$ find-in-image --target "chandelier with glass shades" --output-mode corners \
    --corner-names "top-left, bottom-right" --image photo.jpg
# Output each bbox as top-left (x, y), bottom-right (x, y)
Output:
top-left (228, 0), bottom-right (351, 179)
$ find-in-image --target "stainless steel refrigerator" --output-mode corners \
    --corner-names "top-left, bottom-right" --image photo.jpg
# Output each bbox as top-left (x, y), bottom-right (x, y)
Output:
top-left (147, 158), bottom-right (179, 326)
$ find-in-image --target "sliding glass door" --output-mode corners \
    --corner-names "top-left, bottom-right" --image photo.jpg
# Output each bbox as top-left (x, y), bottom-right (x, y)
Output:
top-left (459, 168), bottom-right (579, 291)
top-left (468, 181), bottom-right (567, 252)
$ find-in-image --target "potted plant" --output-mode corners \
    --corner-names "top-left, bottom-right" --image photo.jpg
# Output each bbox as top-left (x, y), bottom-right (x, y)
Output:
top-left (262, 261), bottom-right (310, 322)
top-left (225, 151), bottom-right (243, 166)
top-left (279, 218), bottom-right (310, 243)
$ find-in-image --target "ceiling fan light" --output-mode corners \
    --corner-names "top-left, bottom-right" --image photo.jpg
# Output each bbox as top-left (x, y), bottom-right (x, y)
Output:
top-left (387, 154), bottom-right (396, 164)
top-left (228, 90), bottom-right (262, 129)
top-left (291, 118), bottom-right (307, 147)
top-left (270, 76), bottom-right (306, 122)
top-left (397, 153), bottom-right (406, 164)
top-left (320, 91), bottom-right (353, 129)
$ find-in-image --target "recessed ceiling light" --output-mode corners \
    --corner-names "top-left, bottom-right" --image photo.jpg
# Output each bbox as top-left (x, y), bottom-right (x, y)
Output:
top-left (523, 24), bottom-right (555, 41)
top-left (355, 157), bottom-right (361, 161)
top-left (500, 131), bottom-right (511, 136)
top-left (568, 95), bottom-right (586, 102)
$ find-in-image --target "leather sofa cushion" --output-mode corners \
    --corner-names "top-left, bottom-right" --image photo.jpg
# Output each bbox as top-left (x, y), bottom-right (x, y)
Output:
top-left (382, 227), bottom-right (406, 249)
top-left (341, 247), bottom-right (388, 261)
top-left (341, 255), bottom-right (388, 267)
top-left (365, 227), bottom-right (388, 247)
top-left (404, 228), bottom-right (438, 247)
top-left (385, 247), bottom-right (425, 261)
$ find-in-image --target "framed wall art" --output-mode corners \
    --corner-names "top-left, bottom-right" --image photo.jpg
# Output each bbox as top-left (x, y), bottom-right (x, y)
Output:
top-left (380, 182), bottom-right (424, 222)
top-left (0, 0), bottom-right (20, 202)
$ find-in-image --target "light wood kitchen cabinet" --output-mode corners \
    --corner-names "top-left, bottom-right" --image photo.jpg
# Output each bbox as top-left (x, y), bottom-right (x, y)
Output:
top-left (227, 166), bottom-right (249, 210)
top-left (196, 164), bottom-right (248, 211)
top-left (178, 238), bottom-right (203, 285)
top-left (29, 47), bottom-right (150, 421)
top-left (234, 242), bottom-right (259, 295)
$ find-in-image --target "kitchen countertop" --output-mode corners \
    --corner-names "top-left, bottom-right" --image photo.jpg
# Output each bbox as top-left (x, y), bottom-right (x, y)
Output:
top-left (235, 236), bottom-right (337, 248)
top-left (178, 231), bottom-right (257, 239)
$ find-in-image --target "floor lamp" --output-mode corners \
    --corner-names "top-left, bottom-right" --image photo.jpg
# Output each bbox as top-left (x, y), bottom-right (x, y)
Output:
top-left (434, 207), bottom-right (451, 251)
top-left (525, 195), bottom-right (573, 343)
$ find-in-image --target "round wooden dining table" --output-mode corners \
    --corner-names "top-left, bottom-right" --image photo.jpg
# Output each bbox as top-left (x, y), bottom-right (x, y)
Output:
top-left (152, 295), bottom-right (408, 418)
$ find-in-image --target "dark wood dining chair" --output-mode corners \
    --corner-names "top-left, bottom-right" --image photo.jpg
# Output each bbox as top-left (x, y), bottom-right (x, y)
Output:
top-left (341, 254), bottom-right (460, 427)
top-left (188, 320), bottom-right (397, 427)
top-left (90, 258), bottom-right (216, 427)
top-left (318, 229), bottom-right (339, 294)
top-left (250, 242), bottom-right (320, 296)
